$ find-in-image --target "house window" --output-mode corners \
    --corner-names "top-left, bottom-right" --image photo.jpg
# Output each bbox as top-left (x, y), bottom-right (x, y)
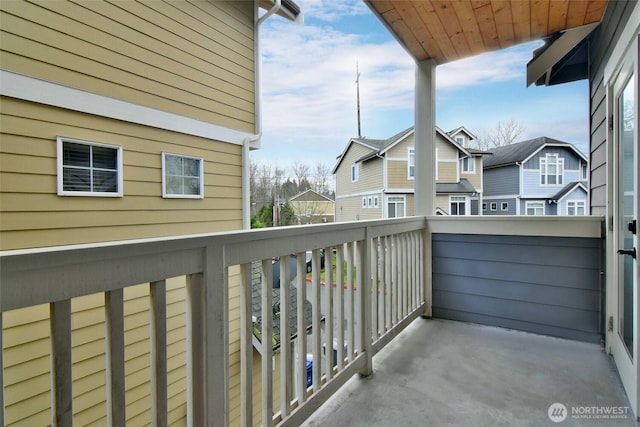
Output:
top-left (455, 136), bottom-right (463, 145)
top-left (526, 201), bottom-right (545, 216)
top-left (373, 196), bottom-right (379, 208)
top-left (482, 202), bottom-right (487, 211)
top-left (490, 202), bottom-right (497, 211)
top-left (368, 196), bottom-right (373, 208)
top-left (387, 196), bottom-right (405, 218)
top-left (408, 148), bottom-right (415, 179)
top-left (501, 202), bottom-right (509, 211)
top-left (162, 152), bottom-right (204, 198)
top-left (567, 200), bottom-right (586, 216)
top-left (351, 163), bottom-right (359, 182)
top-left (450, 196), bottom-right (466, 215)
top-left (581, 162), bottom-right (588, 181)
top-left (540, 153), bottom-right (564, 185)
top-left (362, 197), bottom-right (367, 208)
top-left (57, 137), bottom-right (122, 196)
top-left (461, 157), bottom-right (475, 173)
top-left (305, 208), bottom-right (312, 217)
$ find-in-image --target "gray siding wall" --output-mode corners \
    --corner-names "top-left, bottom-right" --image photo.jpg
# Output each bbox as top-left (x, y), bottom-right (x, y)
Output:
top-left (484, 165), bottom-right (519, 196)
top-left (589, 1), bottom-right (636, 215)
top-left (471, 199), bottom-right (478, 215)
top-left (523, 147), bottom-right (582, 170)
top-left (432, 233), bottom-right (602, 342)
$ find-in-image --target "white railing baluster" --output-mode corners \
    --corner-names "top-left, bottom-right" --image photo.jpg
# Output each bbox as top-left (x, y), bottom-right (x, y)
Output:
top-left (324, 246), bottom-right (334, 381)
top-left (384, 236), bottom-right (391, 333)
top-left (50, 299), bottom-right (72, 427)
top-left (359, 235), bottom-right (373, 377)
top-left (105, 289), bottom-right (126, 427)
top-left (311, 249), bottom-right (322, 392)
top-left (346, 242), bottom-right (354, 362)
top-left (260, 259), bottom-right (274, 427)
top-left (295, 253), bottom-right (307, 404)
top-left (279, 256), bottom-right (292, 418)
top-left (240, 263), bottom-right (254, 427)
top-left (336, 245), bottom-right (344, 370)
top-left (149, 281), bottom-right (168, 427)
top-left (186, 273), bottom-right (205, 427)
top-left (371, 237), bottom-right (379, 341)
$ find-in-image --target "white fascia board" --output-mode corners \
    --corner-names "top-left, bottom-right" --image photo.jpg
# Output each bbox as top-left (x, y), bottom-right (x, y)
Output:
top-left (0, 70), bottom-right (258, 146)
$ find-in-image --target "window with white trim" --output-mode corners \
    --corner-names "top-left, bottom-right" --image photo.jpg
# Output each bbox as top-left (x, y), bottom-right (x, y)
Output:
top-left (482, 202), bottom-right (487, 211)
top-left (408, 148), bottom-right (415, 179)
top-left (450, 196), bottom-right (466, 215)
top-left (540, 153), bottom-right (564, 185)
top-left (490, 202), bottom-right (497, 211)
top-left (526, 201), bottom-right (544, 216)
top-left (501, 202), bottom-right (509, 211)
top-left (455, 136), bottom-right (464, 145)
top-left (387, 196), bottom-right (405, 218)
top-left (305, 208), bottom-right (312, 217)
top-left (581, 162), bottom-right (588, 181)
top-left (362, 196), bottom-right (367, 208)
top-left (351, 163), bottom-right (359, 182)
top-left (368, 196), bottom-right (373, 208)
top-left (461, 156), bottom-right (475, 173)
top-left (373, 195), bottom-right (379, 208)
top-left (567, 200), bottom-right (586, 216)
top-left (57, 137), bottom-right (122, 196)
top-left (162, 152), bottom-right (204, 198)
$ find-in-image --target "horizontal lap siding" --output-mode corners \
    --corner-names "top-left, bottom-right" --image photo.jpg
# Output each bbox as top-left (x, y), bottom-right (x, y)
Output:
top-left (432, 233), bottom-right (602, 342)
top-left (0, 0), bottom-right (255, 132)
top-left (0, 98), bottom-right (242, 249)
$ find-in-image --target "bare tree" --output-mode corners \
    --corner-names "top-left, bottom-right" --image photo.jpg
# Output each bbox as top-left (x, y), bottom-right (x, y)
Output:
top-left (474, 119), bottom-right (526, 150)
top-left (313, 162), bottom-right (332, 196)
top-left (291, 161), bottom-right (311, 188)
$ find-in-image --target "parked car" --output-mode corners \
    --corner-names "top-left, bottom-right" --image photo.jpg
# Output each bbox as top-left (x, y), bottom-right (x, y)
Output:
top-left (305, 249), bottom-right (325, 273)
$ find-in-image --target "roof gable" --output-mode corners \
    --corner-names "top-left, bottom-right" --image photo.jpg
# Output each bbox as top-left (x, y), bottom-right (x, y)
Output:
top-left (288, 189), bottom-right (334, 203)
top-left (483, 136), bottom-right (586, 169)
top-left (447, 126), bottom-right (477, 141)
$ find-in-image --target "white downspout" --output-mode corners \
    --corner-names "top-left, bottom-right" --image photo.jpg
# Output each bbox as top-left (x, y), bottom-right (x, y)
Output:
top-left (243, 0), bottom-right (281, 230)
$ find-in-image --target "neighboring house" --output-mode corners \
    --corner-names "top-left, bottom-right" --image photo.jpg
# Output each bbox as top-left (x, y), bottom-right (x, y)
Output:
top-left (0, 1), bottom-right (301, 425)
top-left (333, 126), bottom-right (485, 221)
top-left (483, 137), bottom-right (589, 216)
top-left (288, 189), bottom-right (335, 224)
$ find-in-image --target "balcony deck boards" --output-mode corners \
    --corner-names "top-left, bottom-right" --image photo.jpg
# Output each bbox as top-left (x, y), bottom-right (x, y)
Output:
top-left (303, 318), bottom-right (634, 426)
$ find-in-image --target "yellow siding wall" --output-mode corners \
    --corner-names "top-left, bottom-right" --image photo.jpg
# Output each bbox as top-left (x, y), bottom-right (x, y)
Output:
top-left (335, 194), bottom-right (382, 222)
top-left (460, 157), bottom-right (482, 189)
top-left (437, 162), bottom-right (458, 183)
top-left (436, 195), bottom-right (450, 214)
top-left (0, 98), bottom-right (243, 250)
top-left (335, 143), bottom-right (383, 195)
top-left (385, 133), bottom-right (414, 158)
top-left (0, 0), bottom-right (255, 133)
top-left (387, 160), bottom-right (412, 189)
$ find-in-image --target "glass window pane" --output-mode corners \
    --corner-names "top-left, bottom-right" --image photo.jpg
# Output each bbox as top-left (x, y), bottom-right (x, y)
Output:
top-left (165, 155), bottom-right (182, 175)
top-left (93, 170), bottom-right (117, 192)
top-left (166, 175), bottom-right (182, 194)
top-left (63, 168), bottom-right (91, 191)
top-left (92, 146), bottom-right (117, 169)
top-left (183, 178), bottom-right (200, 195)
top-left (183, 158), bottom-right (199, 177)
top-left (63, 142), bottom-right (90, 167)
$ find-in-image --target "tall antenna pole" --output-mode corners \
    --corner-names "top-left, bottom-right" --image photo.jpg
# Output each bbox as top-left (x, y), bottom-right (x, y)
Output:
top-left (356, 61), bottom-right (362, 138)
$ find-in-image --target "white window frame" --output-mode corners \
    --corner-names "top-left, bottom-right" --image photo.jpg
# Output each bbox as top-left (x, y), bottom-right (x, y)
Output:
top-left (305, 208), bottom-right (312, 217)
top-left (57, 136), bottom-right (123, 197)
top-left (368, 196), bottom-right (373, 208)
top-left (581, 162), bottom-right (589, 181)
top-left (362, 196), bottom-right (367, 208)
top-left (455, 136), bottom-right (464, 145)
top-left (526, 201), bottom-right (545, 216)
top-left (490, 202), bottom-right (497, 211)
top-left (408, 148), bottom-right (415, 179)
top-left (449, 196), bottom-right (467, 216)
top-left (567, 200), bottom-right (586, 216)
top-left (482, 202), bottom-right (487, 211)
top-left (387, 195), bottom-right (406, 218)
top-left (373, 195), bottom-right (379, 208)
top-left (461, 156), bottom-right (475, 173)
top-left (540, 153), bottom-right (564, 186)
top-left (162, 152), bottom-right (204, 199)
top-left (351, 163), bottom-right (359, 182)
top-left (501, 202), bottom-right (509, 211)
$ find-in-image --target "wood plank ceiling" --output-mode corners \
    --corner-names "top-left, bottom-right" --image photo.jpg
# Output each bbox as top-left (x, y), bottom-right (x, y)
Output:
top-left (365, 0), bottom-right (609, 64)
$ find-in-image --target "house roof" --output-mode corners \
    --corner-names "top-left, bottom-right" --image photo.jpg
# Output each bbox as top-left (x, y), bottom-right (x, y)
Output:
top-left (288, 189), bottom-right (334, 203)
top-left (436, 178), bottom-right (476, 195)
top-left (259, 0), bottom-right (303, 22)
top-left (483, 136), bottom-right (587, 169)
top-left (251, 259), bottom-right (313, 352)
top-left (334, 125), bottom-right (478, 173)
top-left (551, 181), bottom-right (588, 202)
top-left (364, 1), bottom-right (608, 65)
top-left (447, 126), bottom-right (477, 141)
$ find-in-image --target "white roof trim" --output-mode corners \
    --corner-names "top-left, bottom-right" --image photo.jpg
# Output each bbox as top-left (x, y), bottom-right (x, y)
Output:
top-left (521, 142), bottom-right (588, 165)
top-left (0, 70), bottom-right (258, 147)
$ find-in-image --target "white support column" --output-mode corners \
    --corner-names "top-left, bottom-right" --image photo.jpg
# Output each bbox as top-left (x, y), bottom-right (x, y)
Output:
top-left (414, 59), bottom-right (437, 216)
top-left (415, 60), bottom-right (436, 318)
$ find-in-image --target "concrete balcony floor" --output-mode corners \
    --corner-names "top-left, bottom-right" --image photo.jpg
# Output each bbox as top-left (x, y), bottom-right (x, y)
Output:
top-left (303, 318), bottom-right (637, 427)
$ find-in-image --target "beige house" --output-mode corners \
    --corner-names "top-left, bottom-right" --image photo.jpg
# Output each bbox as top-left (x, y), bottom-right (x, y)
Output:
top-left (0, 1), bottom-right (301, 425)
top-left (333, 126), bottom-right (485, 221)
top-left (288, 189), bottom-right (335, 224)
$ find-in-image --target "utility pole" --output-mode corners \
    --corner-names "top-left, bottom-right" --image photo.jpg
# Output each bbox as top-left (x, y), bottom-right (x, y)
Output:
top-left (356, 62), bottom-right (362, 138)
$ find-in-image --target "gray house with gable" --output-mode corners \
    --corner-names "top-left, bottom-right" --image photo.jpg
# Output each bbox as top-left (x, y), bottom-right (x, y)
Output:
top-left (483, 137), bottom-right (589, 216)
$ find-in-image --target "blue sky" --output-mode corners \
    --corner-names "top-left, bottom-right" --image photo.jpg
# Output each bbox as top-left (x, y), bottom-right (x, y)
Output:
top-left (252, 0), bottom-right (589, 170)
